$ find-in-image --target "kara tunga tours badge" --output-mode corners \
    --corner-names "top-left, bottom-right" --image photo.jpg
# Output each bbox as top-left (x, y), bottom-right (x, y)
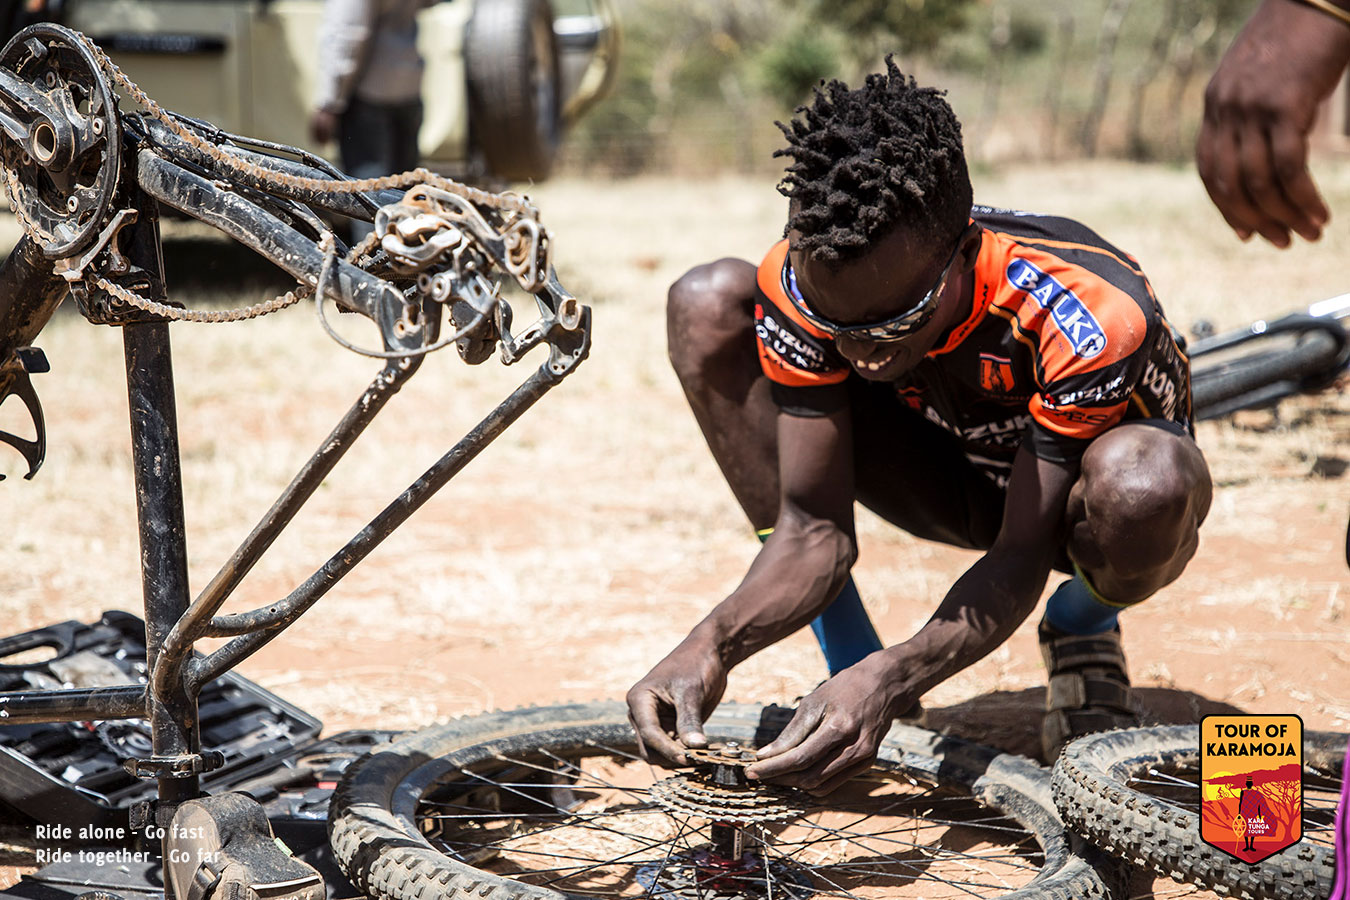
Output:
top-left (1200, 714), bottom-right (1303, 864)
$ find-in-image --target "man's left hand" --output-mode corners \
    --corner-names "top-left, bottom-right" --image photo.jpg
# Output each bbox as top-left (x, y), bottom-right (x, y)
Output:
top-left (745, 656), bottom-right (912, 796)
top-left (310, 108), bottom-right (339, 146)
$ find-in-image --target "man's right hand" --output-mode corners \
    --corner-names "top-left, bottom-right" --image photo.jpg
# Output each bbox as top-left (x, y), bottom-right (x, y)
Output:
top-left (626, 642), bottom-right (729, 766)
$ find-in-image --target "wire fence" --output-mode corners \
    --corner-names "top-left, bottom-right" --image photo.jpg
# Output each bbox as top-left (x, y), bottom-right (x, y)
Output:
top-left (550, 0), bottom-right (1340, 178)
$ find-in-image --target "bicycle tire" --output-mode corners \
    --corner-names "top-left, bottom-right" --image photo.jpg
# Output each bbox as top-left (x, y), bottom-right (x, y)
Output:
top-left (1192, 330), bottom-right (1342, 416)
top-left (1052, 725), bottom-right (1344, 900)
top-left (328, 701), bottom-right (1120, 900)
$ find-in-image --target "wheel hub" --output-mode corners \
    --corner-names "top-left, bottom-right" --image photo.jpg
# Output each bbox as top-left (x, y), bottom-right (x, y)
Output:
top-left (641, 743), bottom-right (816, 899)
top-left (634, 849), bottom-right (816, 900)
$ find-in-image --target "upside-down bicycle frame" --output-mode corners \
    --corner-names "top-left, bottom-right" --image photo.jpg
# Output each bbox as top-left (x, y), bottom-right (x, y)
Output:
top-left (0, 100), bottom-right (591, 831)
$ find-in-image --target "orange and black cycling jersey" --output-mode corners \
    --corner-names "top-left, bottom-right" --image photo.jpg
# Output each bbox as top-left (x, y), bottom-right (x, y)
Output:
top-left (754, 206), bottom-right (1193, 483)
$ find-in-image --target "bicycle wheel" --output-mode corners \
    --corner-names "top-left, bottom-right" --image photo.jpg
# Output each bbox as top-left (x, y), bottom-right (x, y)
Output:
top-left (1191, 329), bottom-right (1343, 418)
top-left (1052, 725), bottom-right (1343, 900)
top-left (328, 702), bottom-right (1119, 900)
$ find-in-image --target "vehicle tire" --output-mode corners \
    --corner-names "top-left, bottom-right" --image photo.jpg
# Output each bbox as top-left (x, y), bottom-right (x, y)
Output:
top-left (1191, 329), bottom-right (1343, 418)
top-left (329, 701), bottom-right (1121, 900)
top-left (1052, 725), bottom-right (1344, 900)
top-left (464, 0), bottom-right (561, 181)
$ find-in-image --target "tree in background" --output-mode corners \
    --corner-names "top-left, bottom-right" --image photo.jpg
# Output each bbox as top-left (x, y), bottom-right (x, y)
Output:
top-left (1079, 0), bottom-right (1134, 157)
top-left (1085, 0), bottom-right (1251, 158)
top-left (811, 0), bottom-right (977, 71)
top-left (564, 0), bottom-right (1260, 176)
top-left (756, 24), bottom-right (840, 112)
top-left (567, 0), bottom-right (842, 172)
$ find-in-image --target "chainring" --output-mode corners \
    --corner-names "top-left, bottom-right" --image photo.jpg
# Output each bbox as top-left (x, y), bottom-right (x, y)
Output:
top-left (93, 719), bottom-right (153, 760)
top-left (0, 24), bottom-right (121, 258)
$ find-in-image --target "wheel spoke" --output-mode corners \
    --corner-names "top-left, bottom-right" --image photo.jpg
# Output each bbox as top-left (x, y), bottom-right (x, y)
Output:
top-left (440, 841), bottom-right (669, 869)
top-left (750, 834), bottom-right (870, 900)
top-left (646, 815), bottom-right (704, 900)
top-left (540, 809), bottom-right (694, 893)
top-left (452, 765), bottom-right (584, 815)
top-left (586, 739), bottom-right (649, 762)
top-left (778, 818), bottom-right (1041, 873)
top-left (440, 809), bottom-right (675, 855)
top-left (537, 746), bottom-right (659, 803)
top-left (392, 729), bottom-right (1056, 899)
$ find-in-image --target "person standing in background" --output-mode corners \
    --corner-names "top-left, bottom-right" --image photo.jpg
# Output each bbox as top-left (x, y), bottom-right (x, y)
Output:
top-left (0, 0), bottom-right (53, 43)
top-left (311, 0), bottom-right (433, 240)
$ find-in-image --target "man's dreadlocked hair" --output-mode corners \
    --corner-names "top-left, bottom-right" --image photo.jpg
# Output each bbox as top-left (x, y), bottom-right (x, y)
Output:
top-left (776, 58), bottom-right (972, 266)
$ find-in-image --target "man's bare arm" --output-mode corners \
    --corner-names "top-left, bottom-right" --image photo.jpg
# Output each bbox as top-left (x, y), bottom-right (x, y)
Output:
top-left (747, 445), bottom-right (1076, 794)
top-left (627, 406), bottom-right (856, 764)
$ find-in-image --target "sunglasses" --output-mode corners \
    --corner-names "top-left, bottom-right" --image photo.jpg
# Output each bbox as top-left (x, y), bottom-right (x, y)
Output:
top-left (783, 237), bottom-right (963, 343)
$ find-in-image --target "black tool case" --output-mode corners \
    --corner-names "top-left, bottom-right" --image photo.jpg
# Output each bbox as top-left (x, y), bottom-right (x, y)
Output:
top-left (0, 610), bottom-right (324, 831)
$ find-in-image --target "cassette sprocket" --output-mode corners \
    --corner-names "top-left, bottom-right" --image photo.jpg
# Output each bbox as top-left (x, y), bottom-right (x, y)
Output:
top-left (649, 742), bottom-right (807, 824)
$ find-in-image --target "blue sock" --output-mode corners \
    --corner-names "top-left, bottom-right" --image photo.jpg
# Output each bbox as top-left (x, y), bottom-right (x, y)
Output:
top-left (1044, 567), bottom-right (1123, 635)
top-left (758, 528), bottom-right (883, 675)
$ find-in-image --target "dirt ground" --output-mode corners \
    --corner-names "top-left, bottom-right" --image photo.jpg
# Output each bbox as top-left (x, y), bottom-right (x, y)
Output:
top-left (1, 162), bottom-right (1348, 899)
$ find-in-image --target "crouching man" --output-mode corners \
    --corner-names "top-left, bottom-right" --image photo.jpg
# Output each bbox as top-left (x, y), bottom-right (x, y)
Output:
top-left (628, 61), bottom-right (1211, 788)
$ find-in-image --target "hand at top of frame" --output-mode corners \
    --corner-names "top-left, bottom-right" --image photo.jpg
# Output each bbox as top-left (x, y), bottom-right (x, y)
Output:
top-left (744, 654), bottom-right (914, 797)
top-left (626, 640), bottom-right (729, 767)
top-left (1196, 0), bottom-right (1350, 247)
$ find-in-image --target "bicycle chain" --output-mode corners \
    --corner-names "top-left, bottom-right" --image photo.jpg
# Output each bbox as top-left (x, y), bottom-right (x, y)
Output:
top-left (12, 29), bottom-right (549, 326)
top-left (89, 232), bottom-right (360, 323)
top-left (3, 154), bottom-right (36, 242)
top-left (69, 30), bottom-right (537, 218)
top-left (93, 273), bottom-right (312, 323)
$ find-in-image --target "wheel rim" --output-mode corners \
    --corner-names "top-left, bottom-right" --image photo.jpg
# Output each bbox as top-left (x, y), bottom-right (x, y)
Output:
top-left (400, 733), bottom-right (1052, 899)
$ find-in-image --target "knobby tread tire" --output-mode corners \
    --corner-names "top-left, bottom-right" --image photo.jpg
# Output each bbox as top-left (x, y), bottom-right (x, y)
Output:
top-left (1051, 725), bottom-right (1344, 900)
top-left (328, 702), bottom-right (1120, 900)
top-left (1191, 330), bottom-right (1342, 415)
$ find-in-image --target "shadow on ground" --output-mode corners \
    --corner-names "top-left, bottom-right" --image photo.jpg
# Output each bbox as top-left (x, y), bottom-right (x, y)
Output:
top-left (925, 686), bottom-right (1247, 762)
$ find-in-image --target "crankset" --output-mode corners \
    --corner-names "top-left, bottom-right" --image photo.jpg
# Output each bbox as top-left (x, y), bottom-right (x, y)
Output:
top-left (0, 23), bottom-right (121, 258)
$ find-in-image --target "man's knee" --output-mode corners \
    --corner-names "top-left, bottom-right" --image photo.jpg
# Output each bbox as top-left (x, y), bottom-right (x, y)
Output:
top-left (667, 258), bottom-right (758, 387)
top-left (1071, 422), bottom-right (1212, 596)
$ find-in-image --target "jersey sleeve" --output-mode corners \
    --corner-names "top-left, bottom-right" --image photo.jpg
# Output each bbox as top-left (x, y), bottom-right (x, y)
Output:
top-left (1002, 254), bottom-right (1154, 463)
top-left (1026, 361), bottom-right (1144, 462)
top-left (753, 240), bottom-right (851, 416)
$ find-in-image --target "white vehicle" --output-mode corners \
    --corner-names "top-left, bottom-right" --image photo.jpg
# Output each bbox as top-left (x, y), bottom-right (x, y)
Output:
top-left (46, 0), bottom-right (617, 180)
